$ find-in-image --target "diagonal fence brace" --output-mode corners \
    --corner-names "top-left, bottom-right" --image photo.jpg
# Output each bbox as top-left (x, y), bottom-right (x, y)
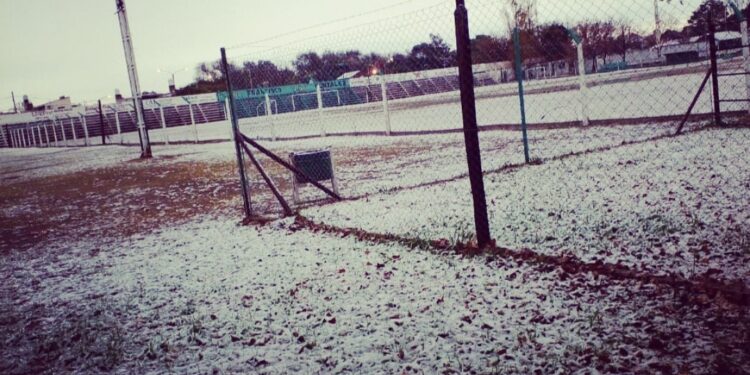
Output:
top-left (240, 133), bottom-right (342, 201)
top-left (675, 68), bottom-right (712, 135)
top-left (239, 141), bottom-right (294, 217)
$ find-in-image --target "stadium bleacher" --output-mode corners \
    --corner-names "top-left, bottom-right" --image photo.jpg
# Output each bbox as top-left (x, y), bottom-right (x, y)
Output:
top-left (3, 59), bottom-right (585, 147)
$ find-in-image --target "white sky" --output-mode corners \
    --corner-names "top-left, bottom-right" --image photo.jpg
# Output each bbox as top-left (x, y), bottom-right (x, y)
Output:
top-left (0, 0), bottom-right (703, 109)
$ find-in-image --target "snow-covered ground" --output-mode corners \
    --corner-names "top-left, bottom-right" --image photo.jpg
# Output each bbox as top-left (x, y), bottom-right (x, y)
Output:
top-left (2, 217), bottom-right (747, 374)
top-left (305, 127), bottom-right (750, 283)
top-left (1, 122), bottom-right (748, 373)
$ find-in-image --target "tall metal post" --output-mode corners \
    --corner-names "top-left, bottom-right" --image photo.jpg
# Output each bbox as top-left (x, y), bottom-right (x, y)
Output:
top-left (513, 27), bottom-right (531, 163)
top-left (11, 91), bottom-right (18, 113)
top-left (221, 47), bottom-right (252, 218)
top-left (454, 0), bottom-right (491, 249)
top-left (116, 0), bottom-right (152, 158)
top-left (708, 15), bottom-right (722, 126)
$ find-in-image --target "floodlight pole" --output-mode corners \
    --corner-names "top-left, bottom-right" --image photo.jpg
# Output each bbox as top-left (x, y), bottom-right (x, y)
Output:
top-left (116, 0), bottom-right (152, 158)
top-left (454, 0), bottom-right (491, 249)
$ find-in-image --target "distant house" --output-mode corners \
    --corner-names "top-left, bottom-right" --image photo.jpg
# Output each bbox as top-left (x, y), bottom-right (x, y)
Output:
top-left (661, 31), bottom-right (742, 65)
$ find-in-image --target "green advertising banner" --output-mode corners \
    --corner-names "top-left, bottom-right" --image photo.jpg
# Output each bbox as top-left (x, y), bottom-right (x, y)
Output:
top-left (217, 79), bottom-right (350, 102)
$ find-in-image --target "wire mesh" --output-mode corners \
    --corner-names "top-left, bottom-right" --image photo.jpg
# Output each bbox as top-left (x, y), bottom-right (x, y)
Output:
top-left (221, 0), bottom-right (750, 216)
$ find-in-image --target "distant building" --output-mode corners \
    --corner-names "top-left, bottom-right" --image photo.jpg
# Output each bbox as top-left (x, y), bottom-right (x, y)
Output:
top-left (661, 31), bottom-right (742, 65)
top-left (41, 96), bottom-right (73, 111)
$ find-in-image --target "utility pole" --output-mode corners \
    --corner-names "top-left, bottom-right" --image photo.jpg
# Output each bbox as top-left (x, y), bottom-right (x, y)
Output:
top-left (11, 92), bottom-right (18, 113)
top-left (116, 0), bottom-right (151, 158)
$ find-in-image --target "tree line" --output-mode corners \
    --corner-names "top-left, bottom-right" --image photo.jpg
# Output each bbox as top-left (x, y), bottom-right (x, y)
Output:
top-left (177, 0), bottom-right (748, 95)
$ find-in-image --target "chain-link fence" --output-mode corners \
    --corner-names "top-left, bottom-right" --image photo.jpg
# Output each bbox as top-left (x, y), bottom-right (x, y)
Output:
top-left (0, 96), bottom-right (230, 148)
top-left (220, 0), bottom-right (749, 218)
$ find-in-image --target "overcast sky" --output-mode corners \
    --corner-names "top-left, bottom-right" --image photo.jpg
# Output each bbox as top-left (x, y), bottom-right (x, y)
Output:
top-left (0, 0), bottom-right (704, 109)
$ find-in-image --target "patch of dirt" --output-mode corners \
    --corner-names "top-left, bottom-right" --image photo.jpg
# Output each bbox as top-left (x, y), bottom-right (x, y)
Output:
top-left (0, 160), bottom-right (242, 254)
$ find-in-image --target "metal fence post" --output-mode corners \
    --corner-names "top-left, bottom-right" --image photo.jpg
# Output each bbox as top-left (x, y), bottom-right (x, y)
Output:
top-left (221, 47), bottom-right (252, 218)
top-left (568, 27), bottom-right (590, 127)
top-left (381, 77), bottom-right (392, 135)
top-left (454, 0), bottom-right (491, 249)
top-left (81, 112), bottom-right (90, 146)
top-left (224, 98), bottom-right (233, 140)
top-left (98, 100), bottom-right (106, 145)
top-left (317, 84), bottom-right (326, 137)
top-left (51, 118), bottom-right (58, 146)
top-left (184, 97), bottom-right (198, 143)
top-left (112, 107), bottom-right (123, 144)
top-left (265, 93), bottom-right (276, 141)
top-left (707, 15), bottom-right (722, 126)
top-left (740, 11), bottom-right (750, 113)
top-left (513, 27), bottom-right (531, 163)
top-left (60, 118), bottom-right (67, 146)
top-left (71, 116), bottom-right (78, 144)
top-left (44, 123), bottom-right (50, 147)
top-left (155, 102), bottom-right (169, 145)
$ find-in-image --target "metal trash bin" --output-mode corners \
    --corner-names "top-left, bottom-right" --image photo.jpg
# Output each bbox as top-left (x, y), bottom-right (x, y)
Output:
top-left (289, 149), bottom-right (338, 204)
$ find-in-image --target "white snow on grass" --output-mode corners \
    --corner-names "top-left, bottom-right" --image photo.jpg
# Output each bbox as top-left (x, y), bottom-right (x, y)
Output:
top-left (2, 217), bottom-right (745, 374)
top-left (303, 128), bottom-right (750, 282)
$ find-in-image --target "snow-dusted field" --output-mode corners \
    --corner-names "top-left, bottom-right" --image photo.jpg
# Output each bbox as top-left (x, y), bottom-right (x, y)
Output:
top-left (1, 122), bottom-right (748, 374)
top-left (2, 216), bottom-right (746, 374)
top-left (305, 127), bottom-right (750, 283)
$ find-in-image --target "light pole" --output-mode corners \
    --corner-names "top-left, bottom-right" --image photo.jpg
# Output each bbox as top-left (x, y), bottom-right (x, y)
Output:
top-left (116, 0), bottom-right (151, 158)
